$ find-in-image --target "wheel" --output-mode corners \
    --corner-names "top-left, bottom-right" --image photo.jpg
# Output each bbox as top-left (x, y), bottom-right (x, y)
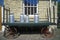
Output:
top-left (3, 26), bottom-right (20, 39)
top-left (41, 27), bottom-right (54, 38)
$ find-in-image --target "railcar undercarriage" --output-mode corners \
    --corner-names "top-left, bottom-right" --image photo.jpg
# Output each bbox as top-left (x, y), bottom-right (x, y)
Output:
top-left (3, 23), bottom-right (55, 39)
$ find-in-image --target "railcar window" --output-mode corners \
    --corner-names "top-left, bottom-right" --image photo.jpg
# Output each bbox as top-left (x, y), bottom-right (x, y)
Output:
top-left (23, 0), bottom-right (38, 15)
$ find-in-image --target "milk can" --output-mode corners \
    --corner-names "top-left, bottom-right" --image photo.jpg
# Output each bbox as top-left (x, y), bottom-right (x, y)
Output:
top-left (20, 15), bottom-right (24, 23)
top-left (25, 15), bottom-right (29, 23)
top-left (9, 13), bottom-right (14, 23)
top-left (34, 14), bottom-right (39, 23)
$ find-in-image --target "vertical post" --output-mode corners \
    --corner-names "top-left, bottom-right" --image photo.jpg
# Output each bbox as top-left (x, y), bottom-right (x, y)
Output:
top-left (27, 0), bottom-right (28, 15)
top-left (50, 0), bottom-right (52, 7)
top-left (23, 0), bottom-right (24, 15)
top-left (49, 0), bottom-right (52, 22)
top-left (9, 8), bottom-right (10, 23)
top-left (53, 0), bottom-right (57, 23)
top-left (37, 0), bottom-right (38, 15)
top-left (30, 0), bottom-right (31, 15)
top-left (53, 5), bottom-right (55, 23)
top-left (47, 8), bottom-right (49, 21)
top-left (6, 9), bottom-right (8, 23)
top-left (56, 1), bottom-right (58, 24)
top-left (54, 1), bottom-right (58, 24)
top-left (33, 1), bottom-right (35, 14)
top-left (0, 6), bottom-right (2, 31)
top-left (3, 6), bottom-right (5, 23)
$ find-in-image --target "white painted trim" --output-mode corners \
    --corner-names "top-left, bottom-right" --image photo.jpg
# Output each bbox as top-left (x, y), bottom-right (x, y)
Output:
top-left (2, 7), bottom-right (3, 23)
top-left (36, 1), bottom-right (38, 15)
top-left (23, 1), bottom-right (24, 15)
top-left (50, 0), bottom-right (52, 7)
top-left (23, 0), bottom-right (38, 15)
top-left (55, 1), bottom-right (58, 24)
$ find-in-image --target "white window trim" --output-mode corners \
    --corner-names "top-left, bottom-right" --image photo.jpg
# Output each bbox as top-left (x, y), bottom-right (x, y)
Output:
top-left (22, 0), bottom-right (38, 15)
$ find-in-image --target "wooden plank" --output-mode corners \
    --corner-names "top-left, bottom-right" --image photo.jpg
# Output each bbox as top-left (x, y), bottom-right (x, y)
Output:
top-left (0, 6), bottom-right (2, 31)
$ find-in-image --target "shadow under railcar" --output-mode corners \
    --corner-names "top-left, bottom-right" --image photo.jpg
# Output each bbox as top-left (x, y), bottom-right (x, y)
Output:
top-left (57, 13), bottom-right (60, 28)
top-left (9, 26), bottom-right (47, 34)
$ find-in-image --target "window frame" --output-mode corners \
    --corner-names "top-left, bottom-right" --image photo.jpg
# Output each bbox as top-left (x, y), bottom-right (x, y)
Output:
top-left (23, 0), bottom-right (38, 15)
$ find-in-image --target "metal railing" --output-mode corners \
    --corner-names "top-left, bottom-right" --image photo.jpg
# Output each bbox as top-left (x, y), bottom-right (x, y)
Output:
top-left (3, 6), bottom-right (10, 23)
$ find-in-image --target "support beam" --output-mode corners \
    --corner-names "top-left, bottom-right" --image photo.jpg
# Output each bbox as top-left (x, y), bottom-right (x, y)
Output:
top-left (50, 0), bottom-right (52, 7)
top-left (0, 6), bottom-right (2, 31)
top-left (49, 0), bottom-right (52, 22)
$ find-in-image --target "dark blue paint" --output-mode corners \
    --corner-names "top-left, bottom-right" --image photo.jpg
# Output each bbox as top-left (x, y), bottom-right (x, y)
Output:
top-left (0, 0), bottom-right (4, 6)
top-left (24, 0), bottom-right (38, 6)
top-left (56, 0), bottom-right (60, 2)
top-left (58, 0), bottom-right (60, 1)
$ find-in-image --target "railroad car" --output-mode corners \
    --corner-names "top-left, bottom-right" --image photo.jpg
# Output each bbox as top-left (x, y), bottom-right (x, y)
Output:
top-left (0, 0), bottom-right (58, 39)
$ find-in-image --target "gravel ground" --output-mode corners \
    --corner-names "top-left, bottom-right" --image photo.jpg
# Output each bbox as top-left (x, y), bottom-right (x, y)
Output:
top-left (0, 29), bottom-right (60, 40)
